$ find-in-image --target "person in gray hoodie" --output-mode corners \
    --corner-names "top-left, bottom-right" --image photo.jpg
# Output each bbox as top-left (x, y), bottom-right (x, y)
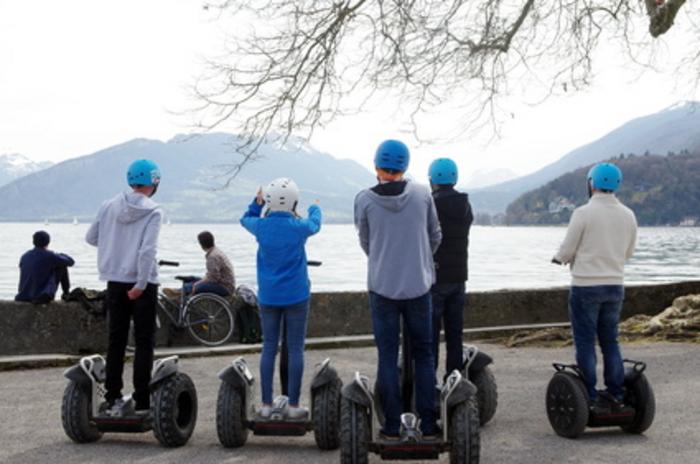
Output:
top-left (86, 159), bottom-right (163, 414)
top-left (354, 139), bottom-right (442, 439)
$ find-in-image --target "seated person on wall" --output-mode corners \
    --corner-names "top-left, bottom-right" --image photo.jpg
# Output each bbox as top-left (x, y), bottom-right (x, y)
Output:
top-left (183, 231), bottom-right (236, 297)
top-left (15, 230), bottom-right (75, 304)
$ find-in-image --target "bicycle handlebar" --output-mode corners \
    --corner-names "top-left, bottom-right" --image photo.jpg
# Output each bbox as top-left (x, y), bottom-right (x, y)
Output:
top-left (158, 260), bottom-right (180, 267)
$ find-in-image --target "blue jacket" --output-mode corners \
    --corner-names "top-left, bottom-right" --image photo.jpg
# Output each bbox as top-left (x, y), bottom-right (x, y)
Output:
top-left (16, 248), bottom-right (75, 302)
top-left (240, 200), bottom-right (322, 306)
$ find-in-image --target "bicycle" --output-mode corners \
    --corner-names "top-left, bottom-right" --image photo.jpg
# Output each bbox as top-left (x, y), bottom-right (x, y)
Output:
top-left (125, 260), bottom-right (235, 349)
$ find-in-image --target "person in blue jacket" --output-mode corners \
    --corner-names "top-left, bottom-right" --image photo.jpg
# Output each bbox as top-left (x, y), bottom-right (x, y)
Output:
top-left (15, 230), bottom-right (75, 304)
top-left (240, 177), bottom-right (322, 420)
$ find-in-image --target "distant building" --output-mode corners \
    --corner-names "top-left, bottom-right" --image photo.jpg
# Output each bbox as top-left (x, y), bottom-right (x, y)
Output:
top-left (548, 196), bottom-right (576, 214)
top-left (679, 217), bottom-right (697, 227)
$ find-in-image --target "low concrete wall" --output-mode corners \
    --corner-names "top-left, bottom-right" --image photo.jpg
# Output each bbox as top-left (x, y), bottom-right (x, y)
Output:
top-left (2, 280), bottom-right (699, 356)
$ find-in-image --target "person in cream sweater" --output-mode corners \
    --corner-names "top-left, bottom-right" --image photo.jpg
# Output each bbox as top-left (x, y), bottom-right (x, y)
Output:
top-left (553, 162), bottom-right (637, 414)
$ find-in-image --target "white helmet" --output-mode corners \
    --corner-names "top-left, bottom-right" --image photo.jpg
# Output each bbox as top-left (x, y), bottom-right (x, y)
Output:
top-left (264, 177), bottom-right (300, 212)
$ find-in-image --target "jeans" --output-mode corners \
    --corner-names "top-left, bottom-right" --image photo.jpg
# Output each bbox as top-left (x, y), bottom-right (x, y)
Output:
top-left (183, 280), bottom-right (230, 297)
top-left (105, 282), bottom-right (158, 410)
top-left (370, 291), bottom-right (437, 436)
top-left (259, 299), bottom-right (310, 406)
top-left (431, 282), bottom-right (466, 378)
top-left (569, 285), bottom-right (625, 401)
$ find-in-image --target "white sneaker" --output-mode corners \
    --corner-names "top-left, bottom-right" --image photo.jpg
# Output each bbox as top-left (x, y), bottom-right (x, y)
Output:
top-left (287, 406), bottom-right (309, 420)
top-left (257, 405), bottom-right (272, 419)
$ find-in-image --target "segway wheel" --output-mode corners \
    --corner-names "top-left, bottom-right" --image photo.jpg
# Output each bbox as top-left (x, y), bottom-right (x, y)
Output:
top-left (449, 396), bottom-right (480, 464)
top-left (339, 397), bottom-right (370, 464)
top-left (621, 373), bottom-right (655, 434)
top-left (472, 366), bottom-right (498, 426)
top-left (216, 381), bottom-right (249, 447)
top-left (546, 372), bottom-right (589, 438)
top-left (152, 372), bottom-right (198, 447)
top-left (61, 381), bottom-right (103, 443)
top-left (312, 377), bottom-right (342, 450)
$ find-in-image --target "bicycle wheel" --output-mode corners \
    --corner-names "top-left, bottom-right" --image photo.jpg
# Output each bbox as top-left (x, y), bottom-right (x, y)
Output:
top-left (184, 293), bottom-right (235, 346)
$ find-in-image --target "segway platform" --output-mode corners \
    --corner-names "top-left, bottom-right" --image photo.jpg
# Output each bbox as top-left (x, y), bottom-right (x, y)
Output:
top-left (216, 357), bottom-right (343, 449)
top-left (546, 359), bottom-right (655, 438)
top-left (61, 354), bottom-right (198, 447)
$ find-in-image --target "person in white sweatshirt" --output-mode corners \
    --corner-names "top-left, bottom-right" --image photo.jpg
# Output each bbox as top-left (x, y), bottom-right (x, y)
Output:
top-left (553, 162), bottom-right (637, 414)
top-left (86, 159), bottom-right (163, 415)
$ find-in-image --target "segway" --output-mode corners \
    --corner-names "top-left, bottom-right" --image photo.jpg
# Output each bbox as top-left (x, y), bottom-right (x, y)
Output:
top-left (340, 323), bottom-right (480, 463)
top-left (216, 356), bottom-right (343, 449)
top-left (61, 355), bottom-right (198, 447)
top-left (460, 344), bottom-right (498, 426)
top-left (546, 359), bottom-right (655, 438)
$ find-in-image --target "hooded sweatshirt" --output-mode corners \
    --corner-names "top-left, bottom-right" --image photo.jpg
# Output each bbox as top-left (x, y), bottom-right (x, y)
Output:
top-left (86, 191), bottom-right (163, 289)
top-left (354, 180), bottom-right (442, 299)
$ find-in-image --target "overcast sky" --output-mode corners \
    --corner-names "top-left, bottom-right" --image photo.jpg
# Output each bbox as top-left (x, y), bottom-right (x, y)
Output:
top-left (1, 0), bottom-right (698, 183)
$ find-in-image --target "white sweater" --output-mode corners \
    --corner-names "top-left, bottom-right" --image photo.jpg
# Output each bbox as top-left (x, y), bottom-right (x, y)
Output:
top-left (554, 193), bottom-right (637, 286)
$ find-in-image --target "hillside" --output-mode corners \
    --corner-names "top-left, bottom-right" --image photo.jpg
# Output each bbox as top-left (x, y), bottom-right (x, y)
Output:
top-left (505, 151), bottom-right (700, 225)
top-left (0, 154), bottom-right (52, 187)
top-left (0, 133), bottom-right (374, 222)
top-left (470, 101), bottom-right (700, 213)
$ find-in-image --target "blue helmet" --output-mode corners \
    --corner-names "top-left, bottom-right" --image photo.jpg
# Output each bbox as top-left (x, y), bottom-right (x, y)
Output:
top-left (587, 163), bottom-right (622, 191)
top-left (428, 158), bottom-right (458, 185)
top-left (374, 140), bottom-right (410, 172)
top-left (127, 159), bottom-right (161, 187)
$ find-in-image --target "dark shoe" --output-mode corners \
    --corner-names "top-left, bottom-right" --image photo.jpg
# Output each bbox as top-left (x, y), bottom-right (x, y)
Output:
top-left (379, 431), bottom-right (401, 442)
top-left (589, 397), bottom-right (611, 416)
top-left (61, 293), bottom-right (70, 302)
top-left (599, 391), bottom-right (634, 415)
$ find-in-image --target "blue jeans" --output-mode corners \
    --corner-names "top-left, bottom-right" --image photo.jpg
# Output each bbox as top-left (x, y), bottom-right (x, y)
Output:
top-left (431, 282), bottom-right (466, 378)
top-left (370, 291), bottom-right (437, 436)
top-left (183, 280), bottom-right (230, 297)
top-left (259, 300), bottom-right (309, 406)
top-left (569, 285), bottom-right (625, 401)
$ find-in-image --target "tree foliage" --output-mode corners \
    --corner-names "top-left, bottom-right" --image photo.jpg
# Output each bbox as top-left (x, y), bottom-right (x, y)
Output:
top-left (193, 0), bottom-right (698, 171)
top-left (505, 150), bottom-right (700, 225)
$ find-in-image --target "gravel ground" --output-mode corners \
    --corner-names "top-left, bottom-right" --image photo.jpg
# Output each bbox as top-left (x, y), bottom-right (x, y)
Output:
top-left (0, 342), bottom-right (697, 464)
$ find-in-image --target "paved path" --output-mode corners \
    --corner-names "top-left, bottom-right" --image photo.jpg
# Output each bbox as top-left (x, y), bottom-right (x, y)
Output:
top-left (1, 342), bottom-right (697, 463)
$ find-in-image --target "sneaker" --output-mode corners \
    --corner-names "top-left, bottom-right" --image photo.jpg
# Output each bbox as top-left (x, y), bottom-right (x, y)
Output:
top-left (104, 398), bottom-right (129, 417)
top-left (257, 405), bottom-right (272, 419)
top-left (287, 406), bottom-right (309, 421)
top-left (599, 391), bottom-right (634, 415)
top-left (589, 397), bottom-right (611, 416)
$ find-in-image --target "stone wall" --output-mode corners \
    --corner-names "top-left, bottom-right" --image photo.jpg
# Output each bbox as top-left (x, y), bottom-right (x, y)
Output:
top-left (2, 280), bottom-right (699, 355)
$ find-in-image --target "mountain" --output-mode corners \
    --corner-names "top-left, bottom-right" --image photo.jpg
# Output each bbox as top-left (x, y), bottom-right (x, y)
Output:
top-left (0, 133), bottom-right (375, 222)
top-left (462, 168), bottom-right (518, 189)
top-left (0, 153), bottom-right (53, 187)
top-left (505, 150), bottom-right (700, 225)
top-left (470, 101), bottom-right (700, 213)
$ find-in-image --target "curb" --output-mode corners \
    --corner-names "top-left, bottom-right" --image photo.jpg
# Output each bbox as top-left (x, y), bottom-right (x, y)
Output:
top-left (0, 322), bottom-right (570, 372)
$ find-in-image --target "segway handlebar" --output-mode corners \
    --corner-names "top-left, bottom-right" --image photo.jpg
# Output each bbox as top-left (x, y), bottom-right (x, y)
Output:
top-left (158, 260), bottom-right (180, 267)
top-left (307, 260), bottom-right (322, 267)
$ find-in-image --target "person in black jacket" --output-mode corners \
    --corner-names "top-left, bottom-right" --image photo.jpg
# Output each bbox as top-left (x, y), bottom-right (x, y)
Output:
top-left (428, 158), bottom-right (473, 378)
top-left (15, 230), bottom-right (74, 304)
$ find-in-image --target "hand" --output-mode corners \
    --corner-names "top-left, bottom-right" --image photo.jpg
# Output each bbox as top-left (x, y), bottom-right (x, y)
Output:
top-left (256, 187), bottom-right (264, 206)
top-left (127, 287), bottom-right (144, 300)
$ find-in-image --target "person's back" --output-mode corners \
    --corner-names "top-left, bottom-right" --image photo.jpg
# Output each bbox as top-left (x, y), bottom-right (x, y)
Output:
top-left (87, 191), bottom-right (162, 287)
top-left (559, 195), bottom-right (636, 285)
top-left (355, 180), bottom-right (441, 299)
top-left (16, 231), bottom-right (74, 303)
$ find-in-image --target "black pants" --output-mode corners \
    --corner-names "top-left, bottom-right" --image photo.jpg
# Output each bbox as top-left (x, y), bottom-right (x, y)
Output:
top-left (56, 266), bottom-right (71, 295)
top-left (105, 282), bottom-right (158, 409)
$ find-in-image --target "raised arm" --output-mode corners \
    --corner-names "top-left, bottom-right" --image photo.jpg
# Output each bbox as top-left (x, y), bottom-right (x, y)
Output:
top-left (298, 204), bottom-right (322, 237)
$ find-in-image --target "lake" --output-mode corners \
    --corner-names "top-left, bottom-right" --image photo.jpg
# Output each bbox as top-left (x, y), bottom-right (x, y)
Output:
top-left (0, 223), bottom-right (698, 299)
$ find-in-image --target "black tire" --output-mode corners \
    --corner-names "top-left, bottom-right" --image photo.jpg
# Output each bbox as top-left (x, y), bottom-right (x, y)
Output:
top-left (152, 372), bottom-right (198, 447)
top-left (621, 373), bottom-right (655, 434)
top-left (472, 366), bottom-right (498, 426)
top-left (449, 397), bottom-right (481, 464)
top-left (61, 381), bottom-right (103, 443)
top-left (546, 372), bottom-right (589, 439)
top-left (216, 381), bottom-right (249, 448)
top-left (185, 294), bottom-right (234, 346)
top-left (339, 397), bottom-right (370, 464)
top-left (313, 378), bottom-right (342, 450)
